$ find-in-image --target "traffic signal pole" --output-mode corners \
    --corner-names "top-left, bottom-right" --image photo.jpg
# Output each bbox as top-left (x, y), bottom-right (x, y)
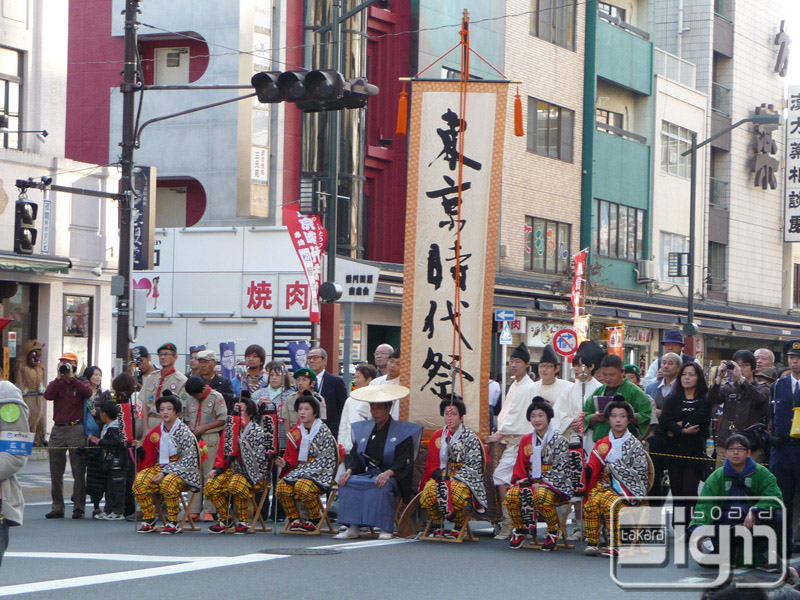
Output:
top-left (326, 0), bottom-right (342, 286)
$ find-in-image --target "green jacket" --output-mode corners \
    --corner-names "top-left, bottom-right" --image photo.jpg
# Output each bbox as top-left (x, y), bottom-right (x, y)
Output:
top-left (689, 461), bottom-right (783, 529)
top-left (582, 378), bottom-right (652, 442)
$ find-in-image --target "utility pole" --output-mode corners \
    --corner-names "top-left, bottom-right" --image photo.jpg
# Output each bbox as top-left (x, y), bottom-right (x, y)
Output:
top-left (116, 0), bottom-right (140, 372)
top-left (326, 0), bottom-right (342, 286)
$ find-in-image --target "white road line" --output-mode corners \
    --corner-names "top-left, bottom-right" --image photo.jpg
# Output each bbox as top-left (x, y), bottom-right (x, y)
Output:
top-left (5, 552), bottom-right (230, 563)
top-left (0, 553), bottom-right (289, 596)
top-left (310, 538), bottom-right (414, 551)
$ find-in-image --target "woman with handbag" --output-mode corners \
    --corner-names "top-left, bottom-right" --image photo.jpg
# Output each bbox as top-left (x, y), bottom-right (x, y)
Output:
top-left (82, 366), bottom-right (111, 518)
top-left (659, 362), bottom-right (712, 525)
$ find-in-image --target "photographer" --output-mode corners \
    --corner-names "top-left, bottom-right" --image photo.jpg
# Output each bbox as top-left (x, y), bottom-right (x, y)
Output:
top-left (708, 350), bottom-right (769, 469)
top-left (43, 352), bottom-right (92, 519)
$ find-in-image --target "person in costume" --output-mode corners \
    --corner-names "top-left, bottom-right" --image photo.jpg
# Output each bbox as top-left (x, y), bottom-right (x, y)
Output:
top-left (532, 345), bottom-right (573, 405)
top-left (182, 376), bottom-right (227, 521)
top-left (504, 399), bottom-right (573, 550)
top-left (583, 399), bottom-right (649, 557)
top-left (335, 384), bottom-right (423, 540)
top-left (583, 354), bottom-right (652, 443)
top-left (274, 393), bottom-right (338, 532)
top-left (280, 368), bottom-right (327, 431)
top-left (204, 396), bottom-right (270, 534)
top-left (13, 339), bottom-right (46, 445)
top-left (418, 397), bottom-right (487, 539)
top-left (132, 391), bottom-right (202, 534)
top-left (487, 342), bottom-right (536, 539)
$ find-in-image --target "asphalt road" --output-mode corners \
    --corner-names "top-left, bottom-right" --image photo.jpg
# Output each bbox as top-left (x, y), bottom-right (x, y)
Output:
top-left (0, 459), bottom-right (788, 599)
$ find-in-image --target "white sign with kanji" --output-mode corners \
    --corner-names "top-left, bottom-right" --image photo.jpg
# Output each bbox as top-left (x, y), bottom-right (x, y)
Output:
top-left (278, 274), bottom-right (312, 318)
top-left (241, 274), bottom-right (279, 317)
top-left (785, 85), bottom-right (800, 242)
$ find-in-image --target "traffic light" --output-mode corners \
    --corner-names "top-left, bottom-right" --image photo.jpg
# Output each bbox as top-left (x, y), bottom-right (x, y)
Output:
top-left (251, 69), bottom-right (378, 112)
top-left (14, 199), bottom-right (37, 255)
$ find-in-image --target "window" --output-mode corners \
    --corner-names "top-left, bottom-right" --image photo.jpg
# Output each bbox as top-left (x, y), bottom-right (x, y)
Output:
top-left (593, 199), bottom-right (645, 262)
top-left (599, 1), bottom-right (626, 20)
top-left (524, 217), bottom-right (571, 274)
top-left (596, 108), bottom-right (623, 129)
top-left (0, 47), bottom-right (22, 150)
top-left (531, 0), bottom-right (576, 50)
top-left (660, 121), bottom-right (693, 178)
top-left (527, 97), bottom-right (574, 162)
top-left (63, 295), bottom-right (93, 370)
top-left (660, 232), bottom-right (689, 284)
top-left (707, 242), bottom-right (728, 296)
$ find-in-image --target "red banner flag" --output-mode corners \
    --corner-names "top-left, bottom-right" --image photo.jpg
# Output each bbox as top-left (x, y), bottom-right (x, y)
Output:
top-left (282, 206), bottom-right (327, 323)
top-left (571, 249), bottom-right (587, 322)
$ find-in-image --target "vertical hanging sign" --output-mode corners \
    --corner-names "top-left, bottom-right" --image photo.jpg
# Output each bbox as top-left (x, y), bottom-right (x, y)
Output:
top-left (400, 80), bottom-right (508, 435)
top-left (282, 206), bottom-right (327, 322)
top-left (785, 86), bottom-right (800, 242)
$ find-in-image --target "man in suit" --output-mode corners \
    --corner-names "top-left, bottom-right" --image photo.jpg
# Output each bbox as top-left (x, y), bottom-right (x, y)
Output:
top-left (769, 339), bottom-right (800, 552)
top-left (308, 347), bottom-right (347, 441)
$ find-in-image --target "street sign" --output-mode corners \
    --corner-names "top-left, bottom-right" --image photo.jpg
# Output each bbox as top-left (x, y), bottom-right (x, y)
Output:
top-left (495, 309), bottom-right (515, 322)
top-left (553, 328), bottom-right (578, 357)
top-left (499, 322), bottom-right (513, 345)
top-left (334, 257), bottom-right (380, 303)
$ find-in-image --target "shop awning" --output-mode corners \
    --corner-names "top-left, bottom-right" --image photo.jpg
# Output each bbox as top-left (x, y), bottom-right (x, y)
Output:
top-left (731, 322), bottom-right (800, 337)
top-left (616, 308), bottom-right (680, 324)
top-left (0, 252), bottom-right (71, 274)
top-left (689, 316), bottom-right (732, 330)
top-left (494, 295), bottom-right (537, 310)
top-left (589, 305), bottom-right (618, 318)
top-left (536, 299), bottom-right (571, 312)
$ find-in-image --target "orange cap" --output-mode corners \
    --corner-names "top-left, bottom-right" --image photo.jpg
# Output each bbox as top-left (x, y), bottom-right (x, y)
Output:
top-left (59, 352), bottom-right (79, 363)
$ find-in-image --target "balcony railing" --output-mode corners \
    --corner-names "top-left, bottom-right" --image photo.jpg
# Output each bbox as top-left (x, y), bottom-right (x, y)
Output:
top-left (596, 121), bottom-right (648, 145)
top-left (709, 177), bottom-right (729, 208)
top-left (654, 48), bottom-right (697, 89)
top-left (598, 10), bottom-right (650, 41)
top-left (714, 0), bottom-right (732, 22)
top-left (712, 82), bottom-right (731, 116)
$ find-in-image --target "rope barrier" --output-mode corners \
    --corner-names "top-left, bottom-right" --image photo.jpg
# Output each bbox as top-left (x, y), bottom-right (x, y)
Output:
top-left (647, 450), bottom-right (769, 467)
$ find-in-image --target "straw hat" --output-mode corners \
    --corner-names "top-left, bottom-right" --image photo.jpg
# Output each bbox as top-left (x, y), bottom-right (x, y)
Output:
top-left (350, 384), bottom-right (410, 403)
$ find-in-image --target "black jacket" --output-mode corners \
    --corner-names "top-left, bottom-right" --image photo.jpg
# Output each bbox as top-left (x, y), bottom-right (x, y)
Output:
top-left (316, 372), bottom-right (347, 441)
top-left (205, 374), bottom-right (235, 411)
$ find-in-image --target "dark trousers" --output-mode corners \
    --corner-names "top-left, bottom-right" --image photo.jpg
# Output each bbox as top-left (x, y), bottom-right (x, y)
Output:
top-left (647, 435), bottom-right (671, 505)
top-left (105, 468), bottom-right (126, 515)
top-left (0, 501), bottom-right (8, 570)
top-left (48, 424), bottom-right (86, 514)
top-left (669, 463), bottom-right (702, 527)
top-left (770, 444), bottom-right (800, 547)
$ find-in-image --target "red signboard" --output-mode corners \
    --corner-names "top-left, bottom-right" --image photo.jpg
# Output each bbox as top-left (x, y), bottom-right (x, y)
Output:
top-left (282, 206), bottom-right (327, 322)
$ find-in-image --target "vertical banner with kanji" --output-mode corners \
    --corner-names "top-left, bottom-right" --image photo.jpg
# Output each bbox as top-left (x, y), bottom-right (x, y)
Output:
top-left (282, 206), bottom-right (327, 322)
top-left (608, 325), bottom-right (625, 358)
top-left (400, 81), bottom-right (508, 436)
top-left (785, 86), bottom-right (800, 241)
top-left (571, 249), bottom-right (587, 327)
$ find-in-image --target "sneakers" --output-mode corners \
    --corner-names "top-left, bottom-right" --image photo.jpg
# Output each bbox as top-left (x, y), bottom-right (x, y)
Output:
top-left (92, 510), bottom-right (106, 520)
top-left (208, 520), bottom-right (233, 534)
top-left (541, 533), bottom-right (558, 552)
top-left (202, 512), bottom-right (216, 522)
top-left (509, 529), bottom-right (527, 549)
top-left (378, 532), bottom-right (393, 541)
top-left (45, 511), bottom-right (65, 519)
top-left (429, 527), bottom-right (445, 538)
top-left (102, 513), bottom-right (125, 521)
top-left (288, 519), bottom-right (302, 531)
top-left (137, 520), bottom-right (157, 533)
top-left (494, 524), bottom-right (511, 540)
top-left (584, 545), bottom-right (598, 556)
top-left (234, 523), bottom-right (251, 535)
top-left (567, 528), bottom-right (584, 541)
top-left (297, 520), bottom-right (318, 533)
top-left (71, 511), bottom-right (84, 520)
top-left (334, 525), bottom-right (359, 540)
top-left (602, 547), bottom-right (620, 558)
top-left (161, 521), bottom-right (180, 535)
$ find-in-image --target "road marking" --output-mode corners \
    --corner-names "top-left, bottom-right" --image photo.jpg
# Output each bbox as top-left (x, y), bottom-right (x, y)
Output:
top-left (0, 553), bottom-right (289, 596)
top-left (310, 538), bottom-right (414, 551)
top-left (5, 552), bottom-right (231, 563)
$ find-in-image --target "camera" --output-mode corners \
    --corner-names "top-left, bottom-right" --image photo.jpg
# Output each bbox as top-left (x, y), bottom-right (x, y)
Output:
top-left (59, 363), bottom-right (73, 375)
top-left (724, 361), bottom-right (735, 369)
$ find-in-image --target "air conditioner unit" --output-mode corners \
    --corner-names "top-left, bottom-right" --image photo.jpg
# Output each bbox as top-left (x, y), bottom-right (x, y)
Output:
top-left (637, 259), bottom-right (657, 283)
top-left (499, 244), bottom-right (509, 258)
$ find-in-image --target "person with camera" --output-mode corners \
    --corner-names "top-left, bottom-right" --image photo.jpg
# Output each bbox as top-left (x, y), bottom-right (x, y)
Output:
top-left (708, 350), bottom-right (770, 469)
top-left (204, 396), bottom-right (269, 534)
top-left (43, 352), bottom-right (92, 519)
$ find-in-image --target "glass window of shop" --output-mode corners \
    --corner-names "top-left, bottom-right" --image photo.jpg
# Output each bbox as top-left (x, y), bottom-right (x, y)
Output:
top-left (2, 282), bottom-right (37, 383)
top-left (63, 295), bottom-right (93, 371)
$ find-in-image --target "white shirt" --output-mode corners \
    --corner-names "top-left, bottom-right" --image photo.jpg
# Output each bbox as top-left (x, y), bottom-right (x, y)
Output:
top-left (791, 374), bottom-right (800, 393)
top-left (552, 376), bottom-right (602, 443)
top-left (370, 374), bottom-right (399, 386)
top-left (496, 374), bottom-right (535, 437)
top-left (643, 355), bottom-right (701, 389)
top-left (531, 378), bottom-right (573, 406)
top-left (315, 369), bottom-right (326, 392)
top-left (488, 380), bottom-right (501, 408)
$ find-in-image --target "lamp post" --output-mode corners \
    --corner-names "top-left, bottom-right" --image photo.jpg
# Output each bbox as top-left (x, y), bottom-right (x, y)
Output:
top-left (680, 112), bottom-right (781, 335)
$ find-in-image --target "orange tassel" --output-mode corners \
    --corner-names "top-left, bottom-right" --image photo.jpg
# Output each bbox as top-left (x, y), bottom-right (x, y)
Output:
top-left (396, 84), bottom-right (408, 136)
top-left (514, 87), bottom-right (524, 137)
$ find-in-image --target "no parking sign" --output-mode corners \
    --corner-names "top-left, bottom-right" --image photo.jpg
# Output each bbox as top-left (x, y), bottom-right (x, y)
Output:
top-left (553, 328), bottom-right (578, 357)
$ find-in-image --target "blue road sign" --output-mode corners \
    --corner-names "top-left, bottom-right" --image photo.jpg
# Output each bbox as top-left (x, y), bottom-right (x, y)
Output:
top-left (494, 309), bottom-right (515, 322)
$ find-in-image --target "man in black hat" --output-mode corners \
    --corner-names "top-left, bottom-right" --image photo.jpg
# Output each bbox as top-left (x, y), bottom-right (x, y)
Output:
top-left (769, 339), bottom-right (800, 551)
top-left (487, 342), bottom-right (536, 539)
top-left (532, 345), bottom-right (573, 406)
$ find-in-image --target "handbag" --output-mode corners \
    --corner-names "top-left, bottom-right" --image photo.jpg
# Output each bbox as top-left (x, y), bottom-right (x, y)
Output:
top-left (83, 401), bottom-right (100, 438)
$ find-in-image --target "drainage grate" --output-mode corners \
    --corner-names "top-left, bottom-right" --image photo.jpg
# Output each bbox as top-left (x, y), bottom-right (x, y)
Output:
top-left (259, 548), bottom-right (342, 556)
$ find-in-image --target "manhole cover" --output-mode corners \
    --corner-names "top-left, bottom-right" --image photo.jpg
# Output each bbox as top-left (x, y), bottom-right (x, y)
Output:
top-left (259, 548), bottom-right (342, 556)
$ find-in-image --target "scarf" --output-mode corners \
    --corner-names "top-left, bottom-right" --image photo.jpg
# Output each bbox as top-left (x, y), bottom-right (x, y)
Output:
top-left (607, 429), bottom-right (631, 464)
top-left (298, 419), bottom-right (322, 463)
top-left (530, 426), bottom-right (555, 479)
top-left (159, 421), bottom-right (179, 466)
top-left (267, 386), bottom-right (283, 401)
top-left (439, 424), bottom-right (463, 469)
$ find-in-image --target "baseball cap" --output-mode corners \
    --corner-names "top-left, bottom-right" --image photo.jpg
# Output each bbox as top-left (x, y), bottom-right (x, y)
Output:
top-left (197, 350), bottom-right (217, 361)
